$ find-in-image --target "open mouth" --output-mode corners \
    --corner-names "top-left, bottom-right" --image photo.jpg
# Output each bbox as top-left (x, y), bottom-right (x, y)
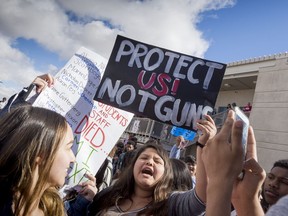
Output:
top-left (142, 167), bottom-right (153, 176)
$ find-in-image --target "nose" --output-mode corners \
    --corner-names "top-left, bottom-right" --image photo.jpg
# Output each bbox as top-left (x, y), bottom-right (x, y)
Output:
top-left (269, 179), bottom-right (279, 188)
top-left (146, 159), bottom-right (153, 166)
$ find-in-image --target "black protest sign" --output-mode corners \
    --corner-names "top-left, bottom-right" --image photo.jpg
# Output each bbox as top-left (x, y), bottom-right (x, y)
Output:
top-left (94, 35), bottom-right (226, 131)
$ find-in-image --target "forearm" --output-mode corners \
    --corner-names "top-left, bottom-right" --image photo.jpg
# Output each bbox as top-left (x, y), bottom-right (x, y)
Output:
top-left (206, 179), bottom-right (234, 216)
top-left (233, 198), bottom-right (264, 216)
top-left (195, 146), bottom-right (207, 203)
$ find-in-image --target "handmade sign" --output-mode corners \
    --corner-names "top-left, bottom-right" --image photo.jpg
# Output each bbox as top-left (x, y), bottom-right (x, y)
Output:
top-left (33, 47), bottom-right (134, 185)
top-left (94, 35), bottom-right (226, 131)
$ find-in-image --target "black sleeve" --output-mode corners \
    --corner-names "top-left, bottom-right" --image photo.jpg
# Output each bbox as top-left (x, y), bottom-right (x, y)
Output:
top-left (87, 187), bottom-right (112, 216)
top-left (0, 84), bottom-right (35, 118)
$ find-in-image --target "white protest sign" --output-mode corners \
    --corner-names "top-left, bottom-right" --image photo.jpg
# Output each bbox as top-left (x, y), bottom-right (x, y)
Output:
top-left (33, 47), bottom-right (134, 185)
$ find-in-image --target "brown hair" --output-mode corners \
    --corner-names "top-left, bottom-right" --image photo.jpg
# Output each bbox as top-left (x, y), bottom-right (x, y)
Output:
top-left (170, 158), bottom-right (193, 191)
top-left (0, 106), bottom-right (68, 216)
top-left (89, 143), bottom-right (174, 215)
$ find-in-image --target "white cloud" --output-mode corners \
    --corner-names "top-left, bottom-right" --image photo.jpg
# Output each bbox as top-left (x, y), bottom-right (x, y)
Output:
top-left (0, 34), bottom-right (41, 96)
top-left (0, 0), bottom-right (236, 98)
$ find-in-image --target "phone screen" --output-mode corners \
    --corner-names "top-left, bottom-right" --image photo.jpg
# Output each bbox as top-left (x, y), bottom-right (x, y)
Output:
top-left (234, 106), bottom-right (249, 157)
top-left (234, 106), bottom-right (249, 180)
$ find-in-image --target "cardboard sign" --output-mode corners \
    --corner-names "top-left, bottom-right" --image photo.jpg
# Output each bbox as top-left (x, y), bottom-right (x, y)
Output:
top-left (33, 47), bottom-right (134, 185)
top-left (94, 35), bottom-right (226, 131)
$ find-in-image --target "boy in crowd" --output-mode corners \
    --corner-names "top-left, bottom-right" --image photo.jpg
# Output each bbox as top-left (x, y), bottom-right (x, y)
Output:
top-left (261, 159), bottom-right (288, 212)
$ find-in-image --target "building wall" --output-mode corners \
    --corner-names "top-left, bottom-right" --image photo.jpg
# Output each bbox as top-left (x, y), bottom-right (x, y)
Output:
top-left (249, 55), bottom-right (288, 171)
top-left (215, 89), bottom-right (255, 110)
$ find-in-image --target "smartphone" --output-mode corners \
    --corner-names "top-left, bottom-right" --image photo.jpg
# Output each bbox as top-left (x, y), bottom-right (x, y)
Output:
top-left (234, 106), bottom-right (249, 179)
top-left (234, 106), bottom-right (249, 156)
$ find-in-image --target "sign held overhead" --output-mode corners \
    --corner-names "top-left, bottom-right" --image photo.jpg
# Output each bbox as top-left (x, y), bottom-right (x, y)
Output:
top-left (95, 35), bottom-right (226, 131)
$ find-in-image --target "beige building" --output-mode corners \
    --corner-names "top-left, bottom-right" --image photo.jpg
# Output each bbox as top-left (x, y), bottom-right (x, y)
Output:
top-left (123, 52), bottom-right (288, 172)
top-left (218, 52), bottom-right (288, 172)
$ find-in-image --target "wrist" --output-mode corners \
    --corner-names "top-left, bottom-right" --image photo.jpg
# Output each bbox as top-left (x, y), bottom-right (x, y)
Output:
top-left (208, 177), bottom-right (235, 190)
top-left (207, 179), bottom-right (234, 202)
top-left (196, 141), bottom-right (205, 148)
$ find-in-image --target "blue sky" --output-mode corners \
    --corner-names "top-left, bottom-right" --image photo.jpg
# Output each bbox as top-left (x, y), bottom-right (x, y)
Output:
top-left (13, 38), bottom-right (66, 71)
top-left (0, 0), bottom-right (287, 98)
top-left (198, 0), bottom-right (288, 63)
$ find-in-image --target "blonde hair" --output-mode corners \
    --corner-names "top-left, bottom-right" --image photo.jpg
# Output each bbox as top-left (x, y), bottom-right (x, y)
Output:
top-left (0, 106), bottom-right (68, 216)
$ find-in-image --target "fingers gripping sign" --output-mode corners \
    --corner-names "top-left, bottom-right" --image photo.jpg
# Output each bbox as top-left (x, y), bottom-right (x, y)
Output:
top-left (196, 114), bottom-right (217, 145)
top-left (33, 73), bottom-right (55, 94)
top-left (77, 172), bottom-right (98, 201)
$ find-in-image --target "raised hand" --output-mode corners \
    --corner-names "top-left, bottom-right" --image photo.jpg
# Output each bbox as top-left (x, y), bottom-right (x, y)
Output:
top-left (33, 73), bottom-right (54, 93)
top-left (202, 110), bottom-right (245, 216)
top-left (77, 173), bottom-right (98, 201)
top-left (231, 126), bottom-right (266, 216)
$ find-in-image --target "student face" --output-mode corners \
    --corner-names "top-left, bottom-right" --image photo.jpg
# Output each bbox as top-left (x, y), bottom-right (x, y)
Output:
top-left (48, 125), bottom-right (75, 187)
top-left (186, 162), bottom-right (196, 176)
top-left (133, 148), bottom-right (165, 190)
top-left (263, 166), bottom-right (288, 205)
top-left (126, 144), bottom-right (134, 152)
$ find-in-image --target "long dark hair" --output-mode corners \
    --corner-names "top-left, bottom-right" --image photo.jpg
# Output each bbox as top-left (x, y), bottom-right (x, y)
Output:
top-left (170, 158), bottom-right (193, 191)
top-left (89, 143), bottom-right (174, 216)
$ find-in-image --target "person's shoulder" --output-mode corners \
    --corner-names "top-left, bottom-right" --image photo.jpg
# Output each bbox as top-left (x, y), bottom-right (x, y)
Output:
top-left (266, 195), bottom-right (288, 215)
top-left (271, 194), bottom-right (288, 207)
top-left (95, 186), bottom-right (113, 199)
top-left (171, 144), bottom-right (177, 149)
top-left (88, 187), bottom-right (113, 215)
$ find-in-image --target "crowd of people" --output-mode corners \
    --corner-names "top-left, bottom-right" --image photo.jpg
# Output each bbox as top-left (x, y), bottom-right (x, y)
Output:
top-left (226, 102), bottom-right (252, 112)
top-left (0, 74), bottom-right (287, 216)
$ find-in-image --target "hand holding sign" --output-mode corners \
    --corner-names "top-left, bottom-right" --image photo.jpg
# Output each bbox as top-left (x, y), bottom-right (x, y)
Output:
top-left (33, 47), bottom-right (134, 186)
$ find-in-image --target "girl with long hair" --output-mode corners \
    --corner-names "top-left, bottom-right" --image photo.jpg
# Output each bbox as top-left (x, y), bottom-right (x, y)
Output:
top-left (87, 131), bottom-right (216, 216)
top-left (67, 114), bottom-right (218, 216)
top-left (0, 106), bottom-right (76, 216)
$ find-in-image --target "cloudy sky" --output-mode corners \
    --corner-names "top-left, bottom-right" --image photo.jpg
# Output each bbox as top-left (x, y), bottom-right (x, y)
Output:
top-left (0, 0), bottom-right (287, 98)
